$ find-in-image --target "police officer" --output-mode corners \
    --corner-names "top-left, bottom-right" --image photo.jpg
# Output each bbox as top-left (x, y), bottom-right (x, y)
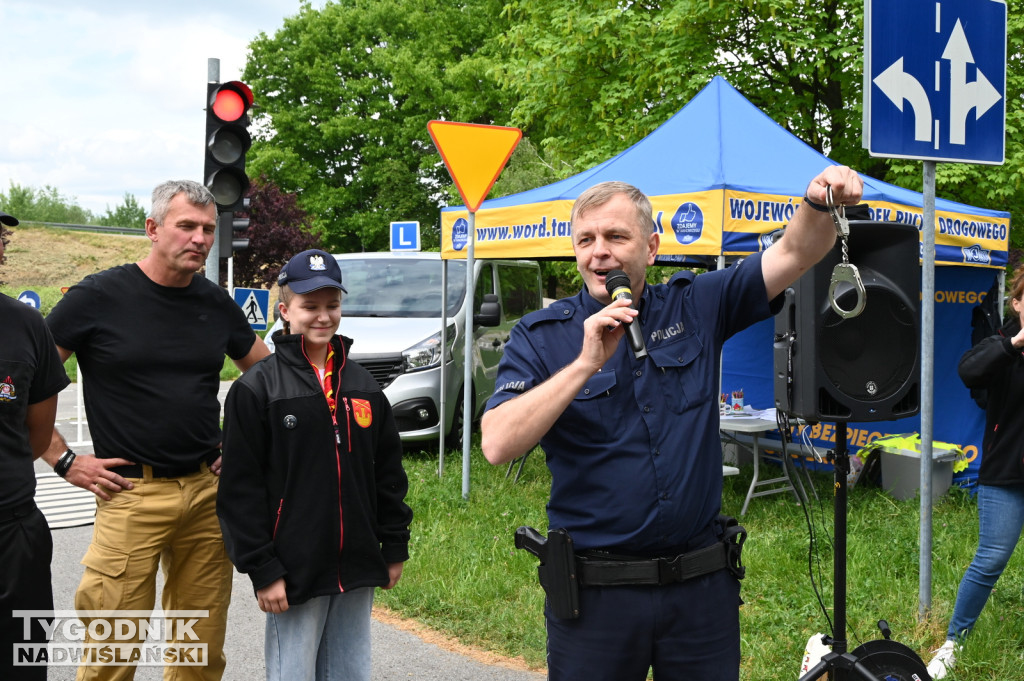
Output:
top-left (481, 166), bottom-right (864, 680)
top-left (0, 209), bottom-right (70, 680)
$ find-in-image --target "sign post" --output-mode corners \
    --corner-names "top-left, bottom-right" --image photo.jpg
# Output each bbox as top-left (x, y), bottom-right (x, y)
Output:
top-left (864, 0), bottom-right (1007, 618)
top-left (427, 121), bottom-right (521, 498)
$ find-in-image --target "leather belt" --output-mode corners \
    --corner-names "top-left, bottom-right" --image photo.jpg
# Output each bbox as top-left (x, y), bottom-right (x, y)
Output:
top-left (111, 461), bottom-right (208, 479)
top-left (577, 542), bottom-right (729, 587)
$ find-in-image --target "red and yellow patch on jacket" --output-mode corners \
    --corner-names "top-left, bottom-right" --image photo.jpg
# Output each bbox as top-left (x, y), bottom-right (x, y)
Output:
top-left (351, 398), bottom-right (373, 428)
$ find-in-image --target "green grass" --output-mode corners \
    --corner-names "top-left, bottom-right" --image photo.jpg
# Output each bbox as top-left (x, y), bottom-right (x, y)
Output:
top-left (379, 443), bottom-right (1024, 678)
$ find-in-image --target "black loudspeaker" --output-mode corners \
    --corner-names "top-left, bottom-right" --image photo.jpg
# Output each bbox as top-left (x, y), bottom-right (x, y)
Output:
top-left (774, 221), bottom-right (920, 423)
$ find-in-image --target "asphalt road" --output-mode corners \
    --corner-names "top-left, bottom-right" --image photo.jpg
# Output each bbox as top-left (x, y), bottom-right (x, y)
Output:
top-left (37, 383), bottom-right (545, 681)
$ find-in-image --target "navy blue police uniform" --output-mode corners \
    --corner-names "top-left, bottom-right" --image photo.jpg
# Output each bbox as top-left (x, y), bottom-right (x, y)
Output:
top-left (486, 251), bottom-right (778, 681)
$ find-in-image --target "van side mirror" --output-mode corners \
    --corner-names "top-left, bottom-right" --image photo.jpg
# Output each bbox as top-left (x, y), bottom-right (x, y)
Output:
top-left (474, 293), bottom-right (501, 327)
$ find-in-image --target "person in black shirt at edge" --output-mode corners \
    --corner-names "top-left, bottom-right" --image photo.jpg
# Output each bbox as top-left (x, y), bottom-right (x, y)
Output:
top-left (927, 263), bottom-right (1024, 679)
top-left (0, 208), bottom-right (70, 680)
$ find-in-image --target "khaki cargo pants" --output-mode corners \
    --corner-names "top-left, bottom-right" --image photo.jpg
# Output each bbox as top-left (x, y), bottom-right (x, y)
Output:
top-left (74, 465), bottom-right (231, 681)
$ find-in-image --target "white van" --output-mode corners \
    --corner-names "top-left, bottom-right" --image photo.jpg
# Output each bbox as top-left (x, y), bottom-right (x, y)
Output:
top-left (265, 252), bottom-right (543, 446)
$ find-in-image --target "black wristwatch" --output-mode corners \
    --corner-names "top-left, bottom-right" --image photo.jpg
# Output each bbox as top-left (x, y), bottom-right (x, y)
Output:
top-left (54, 448), bottom-right (77, 478)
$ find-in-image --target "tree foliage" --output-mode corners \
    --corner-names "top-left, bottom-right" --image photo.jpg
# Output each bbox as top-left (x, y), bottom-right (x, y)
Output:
top-left (103, 192), bottom-right (147, 230)
top-left (243, 0), bottom-right (514, 253)
top-left (498, 0), bottom-right (1024, 270)
top-left (0, 182), bottom-right (150, 231)
top-left (241, 0), bottom-right (1022, 275)
top-left (497, 1), bottom-right (873, 175)
top-left (0, 182), bottom-right (95, 225)
top-left (230, 176), bottom-right (321, 289)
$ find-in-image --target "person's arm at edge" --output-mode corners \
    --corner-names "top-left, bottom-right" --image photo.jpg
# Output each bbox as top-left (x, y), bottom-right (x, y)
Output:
top-left (374, 395), bottom-right (411, 590)
top-left (481, 298), bottom-right (635, 465)
top-left (219, 379), bottom-right (289, 610)
top-left (208, 336), bottom-right (272, 475)
top-left (761, 165), bottom-right (864, 300)
top-left (27, 395), bottom-right (58, 460)
top-left (233, 335), bottom-right (271, 373)
top-left (39, 344), bottom-right (135, 500)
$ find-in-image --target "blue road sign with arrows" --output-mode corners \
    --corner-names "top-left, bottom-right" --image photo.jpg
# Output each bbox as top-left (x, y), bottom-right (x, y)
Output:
top-left (865, 0), bottom-right (1006, 164)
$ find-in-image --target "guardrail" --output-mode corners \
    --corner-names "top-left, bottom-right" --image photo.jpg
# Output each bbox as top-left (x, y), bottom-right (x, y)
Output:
top-left (19, 220), bottom-right (146, 236)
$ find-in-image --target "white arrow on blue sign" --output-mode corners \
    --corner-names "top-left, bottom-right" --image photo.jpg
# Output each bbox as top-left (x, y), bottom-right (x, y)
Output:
top-left (17, 290), bottom-right (41, 309)
top-left (864, 0), bottom-right (1006, 164)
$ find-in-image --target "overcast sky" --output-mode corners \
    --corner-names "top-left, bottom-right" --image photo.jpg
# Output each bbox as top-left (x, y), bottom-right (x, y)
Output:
top-left (0, 0), bottom-right (323, 218)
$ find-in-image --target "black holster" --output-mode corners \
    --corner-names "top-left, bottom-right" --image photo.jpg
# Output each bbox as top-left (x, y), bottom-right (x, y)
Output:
top-left (514, 526), bottom-right (580, 620)
top-left (717, 514), bottom-right (747, 580)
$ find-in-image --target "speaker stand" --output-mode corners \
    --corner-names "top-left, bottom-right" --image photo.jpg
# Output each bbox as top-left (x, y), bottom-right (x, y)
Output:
top-left (797, 424), bottom-right (928, 681)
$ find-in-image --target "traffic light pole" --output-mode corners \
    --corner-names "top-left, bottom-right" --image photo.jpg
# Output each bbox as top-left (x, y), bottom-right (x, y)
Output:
top-left (203, 57), bottom-right (253, 290)
top-left (205, 57), bottom-right (222, 285)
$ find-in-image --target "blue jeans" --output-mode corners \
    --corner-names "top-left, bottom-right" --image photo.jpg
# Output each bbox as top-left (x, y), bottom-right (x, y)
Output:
top-left (265, 588), bottom-right (374, 681)
top-left (947, 483), bottom-right (1024, 641)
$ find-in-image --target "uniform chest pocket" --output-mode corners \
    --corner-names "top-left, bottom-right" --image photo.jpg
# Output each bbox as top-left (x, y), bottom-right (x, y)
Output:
top-left (648, 332), bottom-right (711, 414)
top-left (561, 370), bottom-right (619, 442)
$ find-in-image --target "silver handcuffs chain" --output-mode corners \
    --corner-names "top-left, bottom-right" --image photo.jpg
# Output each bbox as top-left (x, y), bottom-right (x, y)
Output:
top-left (825, 186), bottom-right (866, 319)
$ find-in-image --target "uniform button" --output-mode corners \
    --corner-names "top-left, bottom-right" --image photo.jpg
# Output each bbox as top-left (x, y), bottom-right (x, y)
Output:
top-left (643, 406), bottom-right (651, 413)
top-left (653, 448), bottom-right (660, 457)
top-left (635, 370), bottom-right (642, 377)
top-left (563, 309), bottom-right (570, 315)
top-left (583, 388), bottom-right (590, 395)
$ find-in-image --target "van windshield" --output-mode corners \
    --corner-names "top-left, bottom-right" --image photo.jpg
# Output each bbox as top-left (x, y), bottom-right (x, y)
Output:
top-left (338, 258), bottom-right (468, 318)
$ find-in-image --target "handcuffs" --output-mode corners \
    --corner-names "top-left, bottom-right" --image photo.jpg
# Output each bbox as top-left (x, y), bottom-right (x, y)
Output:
top-left (825, 185), bottom-right (866, 319)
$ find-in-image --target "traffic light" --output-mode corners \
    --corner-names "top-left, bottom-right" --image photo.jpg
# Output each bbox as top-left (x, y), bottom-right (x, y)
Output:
top-left (219, 197), bottom-right (251, 254)
top-left (204, 80), bottom-right (253, 212)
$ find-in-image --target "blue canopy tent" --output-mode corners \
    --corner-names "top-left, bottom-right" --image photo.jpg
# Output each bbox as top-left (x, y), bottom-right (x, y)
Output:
top-left (440, 76), bottom-right (1010, 484)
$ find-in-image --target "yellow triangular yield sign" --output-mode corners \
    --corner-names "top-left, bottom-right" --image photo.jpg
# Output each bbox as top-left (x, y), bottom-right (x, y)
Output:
top-left (427, 121), bottom-right (522, 212)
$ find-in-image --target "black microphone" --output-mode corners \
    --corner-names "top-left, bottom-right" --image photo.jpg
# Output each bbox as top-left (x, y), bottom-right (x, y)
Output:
top-left (604, 269), bottom-right (648, 360)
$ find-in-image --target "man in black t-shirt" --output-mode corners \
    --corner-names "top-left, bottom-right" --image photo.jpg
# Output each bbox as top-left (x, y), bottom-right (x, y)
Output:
top-left (0, 209), bottom-right (71, 680)
top-left (42, 181), bottom-right (269, 681)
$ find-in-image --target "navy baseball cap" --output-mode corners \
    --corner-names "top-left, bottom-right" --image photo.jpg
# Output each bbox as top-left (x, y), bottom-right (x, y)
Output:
top-left (278, 249), bottom-right (347, 294)
top-left (0, 210), bottom-right (18, 226)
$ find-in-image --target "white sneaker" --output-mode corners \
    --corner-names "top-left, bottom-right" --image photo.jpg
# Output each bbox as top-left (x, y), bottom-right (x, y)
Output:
top-left (927, 640), bottom-right (959, 680)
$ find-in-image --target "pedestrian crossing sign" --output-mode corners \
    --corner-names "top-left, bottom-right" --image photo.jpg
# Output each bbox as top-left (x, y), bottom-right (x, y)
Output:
top-left (233, 288), bottom-right (270, 330)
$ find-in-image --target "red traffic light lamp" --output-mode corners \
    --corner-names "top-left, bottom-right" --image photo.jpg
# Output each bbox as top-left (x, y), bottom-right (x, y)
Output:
top-left (205, 81), bottom-right (253, 211)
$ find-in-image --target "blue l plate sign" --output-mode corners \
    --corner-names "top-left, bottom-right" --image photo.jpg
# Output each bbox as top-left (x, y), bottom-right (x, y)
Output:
top-left (390, 221), bottom-right (421, 251)
top-left (865, 0), bottom-right (1006, 164)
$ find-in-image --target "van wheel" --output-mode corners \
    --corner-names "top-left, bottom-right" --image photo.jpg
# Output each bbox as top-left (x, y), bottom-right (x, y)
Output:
top-left (444, 389), bottom-right (465, 450)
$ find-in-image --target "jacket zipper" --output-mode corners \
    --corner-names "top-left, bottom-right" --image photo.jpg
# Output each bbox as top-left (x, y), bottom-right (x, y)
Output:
top-left (335, 397), bottom-right (352, 592)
